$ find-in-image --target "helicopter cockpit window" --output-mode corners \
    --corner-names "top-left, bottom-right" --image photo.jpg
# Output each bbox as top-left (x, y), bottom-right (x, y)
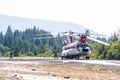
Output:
top-left (63, 40), bottom-right (68, 46)
top-left (77, 43), bottom-right (88, 48)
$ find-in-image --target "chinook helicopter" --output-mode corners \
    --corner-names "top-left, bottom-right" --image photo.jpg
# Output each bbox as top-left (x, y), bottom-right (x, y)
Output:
top-left (34, 30), bottom-right (110, 60)
top-left (61, 30), bottom-right (110, 60)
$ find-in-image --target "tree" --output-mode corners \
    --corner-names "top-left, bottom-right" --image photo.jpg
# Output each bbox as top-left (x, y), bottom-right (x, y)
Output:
top-left (12, 45), bottom-right (20, 57)
top-left (107, 41), bottom-right (120, 59)
top-left (112, 32), bottom-right (118, 41)
top-left (30, 45), bottom-right (38, 55)
top-left (4, 25), bottom-right (13, 48)
top-left (0, 32), bottom-right (3, 44)
top-left (0, 45), bottom-right (9, 56)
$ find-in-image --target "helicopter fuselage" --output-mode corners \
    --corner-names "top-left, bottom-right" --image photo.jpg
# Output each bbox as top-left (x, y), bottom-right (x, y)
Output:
top-left (62, 41), bottom-right (91, 59)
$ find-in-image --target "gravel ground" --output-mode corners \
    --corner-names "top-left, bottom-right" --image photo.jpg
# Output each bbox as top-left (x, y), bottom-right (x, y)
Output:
top-left (0, 58), bottom-right (120, 80)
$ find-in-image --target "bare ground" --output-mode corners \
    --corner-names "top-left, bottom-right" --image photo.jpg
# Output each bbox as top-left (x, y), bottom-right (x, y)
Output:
top-left (0, 59), bottom-right (120, 80)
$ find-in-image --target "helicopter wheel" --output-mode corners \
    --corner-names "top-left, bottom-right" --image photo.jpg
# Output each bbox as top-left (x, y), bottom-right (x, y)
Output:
top-left (77, 56), bottom-right (80, 60)
top-left (61, 56), bottom-right (64, 60)
top-left (75, 56), bottom-right (79, 60)
top-left (86, 56), bottom-right (90, 60)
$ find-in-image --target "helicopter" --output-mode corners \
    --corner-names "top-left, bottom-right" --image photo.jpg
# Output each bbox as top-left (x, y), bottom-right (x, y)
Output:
top-left (61, 30), bottom-right (110, 60)
top-left (34, 30), bottom-right (110, 60)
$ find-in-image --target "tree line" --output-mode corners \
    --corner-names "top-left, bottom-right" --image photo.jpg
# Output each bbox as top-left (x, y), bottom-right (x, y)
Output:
top-left (90, 31), bottom-right (120, 60)
top-left (0, 26), bottom-right (62, 57)
top-left (0, 25), bottom-right (120, 60)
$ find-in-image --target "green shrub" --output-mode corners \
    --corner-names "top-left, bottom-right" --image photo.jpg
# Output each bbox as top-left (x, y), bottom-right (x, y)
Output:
top-left (0, 52), bottom-right (2, 57)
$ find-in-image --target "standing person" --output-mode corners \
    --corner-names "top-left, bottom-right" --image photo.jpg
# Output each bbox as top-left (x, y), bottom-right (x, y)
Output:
top-left (9, 51), bottom-right (13, 60)
top-left (54, 50), bottom-right (58, 59)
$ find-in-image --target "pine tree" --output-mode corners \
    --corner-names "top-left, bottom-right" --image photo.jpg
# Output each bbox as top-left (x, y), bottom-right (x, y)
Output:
top-left (4, 25), bottom-right (13, 49)
top-left (0, 32), bottom-right (4, 44)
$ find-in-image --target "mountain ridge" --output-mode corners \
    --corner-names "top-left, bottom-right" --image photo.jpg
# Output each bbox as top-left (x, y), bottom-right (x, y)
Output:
top-left (0, 15), bottom-right (95, 35)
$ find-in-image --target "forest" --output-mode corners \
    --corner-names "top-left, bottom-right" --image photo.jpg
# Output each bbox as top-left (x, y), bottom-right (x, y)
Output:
top-left (0, 26), bottom-right (120, 60)
top-left (0, 26), bottom-right (62, 57)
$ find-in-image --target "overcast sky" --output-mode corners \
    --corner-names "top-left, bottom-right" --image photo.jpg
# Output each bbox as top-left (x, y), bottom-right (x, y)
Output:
top-left (0, 0), bottom-right (120, 35)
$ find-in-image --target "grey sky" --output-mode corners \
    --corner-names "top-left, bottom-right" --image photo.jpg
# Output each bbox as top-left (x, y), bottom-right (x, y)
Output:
top-left (0, 0), bottom-right (120, 35)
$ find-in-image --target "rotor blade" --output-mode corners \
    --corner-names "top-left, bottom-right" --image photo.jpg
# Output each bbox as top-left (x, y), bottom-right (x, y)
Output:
top-left (36, 34), bottom-right (52, 36)
top-left (60, 31), bottom-right (75, 35)
top-left (34, 37), bottom-right (54, 39)
top-left (74, 34), bottom-right (80, 37)
top-left (87, 36), bottom-right (110, 46)
top-left (60, 31), bottom-right (69, 34)
top-left (61, 33), bottom-right (71, 35)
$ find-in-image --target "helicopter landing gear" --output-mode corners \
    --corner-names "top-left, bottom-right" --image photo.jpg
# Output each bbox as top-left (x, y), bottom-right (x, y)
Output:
top-left (61, 56), bottom-right (64, 60)
top-left (86, 56), bottom-right (90, 60)
top-left (76, 56), bottom-right (80, 60)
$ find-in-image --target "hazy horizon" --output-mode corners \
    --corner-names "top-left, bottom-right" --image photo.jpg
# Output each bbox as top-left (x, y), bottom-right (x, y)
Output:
top-left (0, 15), bottom-right (94, 36)
top-left (0, 0), bottom-right (120, 35)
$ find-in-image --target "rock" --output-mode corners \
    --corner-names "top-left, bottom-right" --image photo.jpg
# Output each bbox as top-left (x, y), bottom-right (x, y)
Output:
top-left (52, 74), bottom-right (57, 77)
top-left (32, 69), bottom-right (36, 71)
top-left (64, 76), bottom-right (70, 79)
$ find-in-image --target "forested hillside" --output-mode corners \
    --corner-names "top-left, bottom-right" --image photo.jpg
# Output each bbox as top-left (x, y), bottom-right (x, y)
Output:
top-left (0, 26), bottom-right (62, 57)
top-left (0, 26), bottom-right (120, 60)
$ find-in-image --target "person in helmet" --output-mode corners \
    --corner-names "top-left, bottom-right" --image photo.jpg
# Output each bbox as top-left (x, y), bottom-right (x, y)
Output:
top-left (54, 50), bottom-right (58, 59)
top-left (79, 35), bottom-right (87, 43)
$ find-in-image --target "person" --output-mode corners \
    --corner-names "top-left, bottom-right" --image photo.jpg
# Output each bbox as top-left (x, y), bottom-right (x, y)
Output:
top-left (54, 50), bottom-right (58, 59)
top-left (9, 51), bottom-right (13, 60)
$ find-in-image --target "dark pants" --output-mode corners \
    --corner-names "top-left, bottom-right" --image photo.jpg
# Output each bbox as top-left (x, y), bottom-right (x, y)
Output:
top-left (54, 54), bottom-right (58, 59)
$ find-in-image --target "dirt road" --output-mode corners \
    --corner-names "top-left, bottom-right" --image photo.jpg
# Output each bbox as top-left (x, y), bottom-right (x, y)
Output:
top-left (0, 58), bottom-right (120, 80)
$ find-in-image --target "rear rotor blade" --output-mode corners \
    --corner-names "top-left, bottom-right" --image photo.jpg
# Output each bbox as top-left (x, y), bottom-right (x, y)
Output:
top-left (60, 31), bottom-right (76, 35)
top-left (87, 36), bottom-right (110, 46)
top-left (34, 37), bottom-right (54, 39)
